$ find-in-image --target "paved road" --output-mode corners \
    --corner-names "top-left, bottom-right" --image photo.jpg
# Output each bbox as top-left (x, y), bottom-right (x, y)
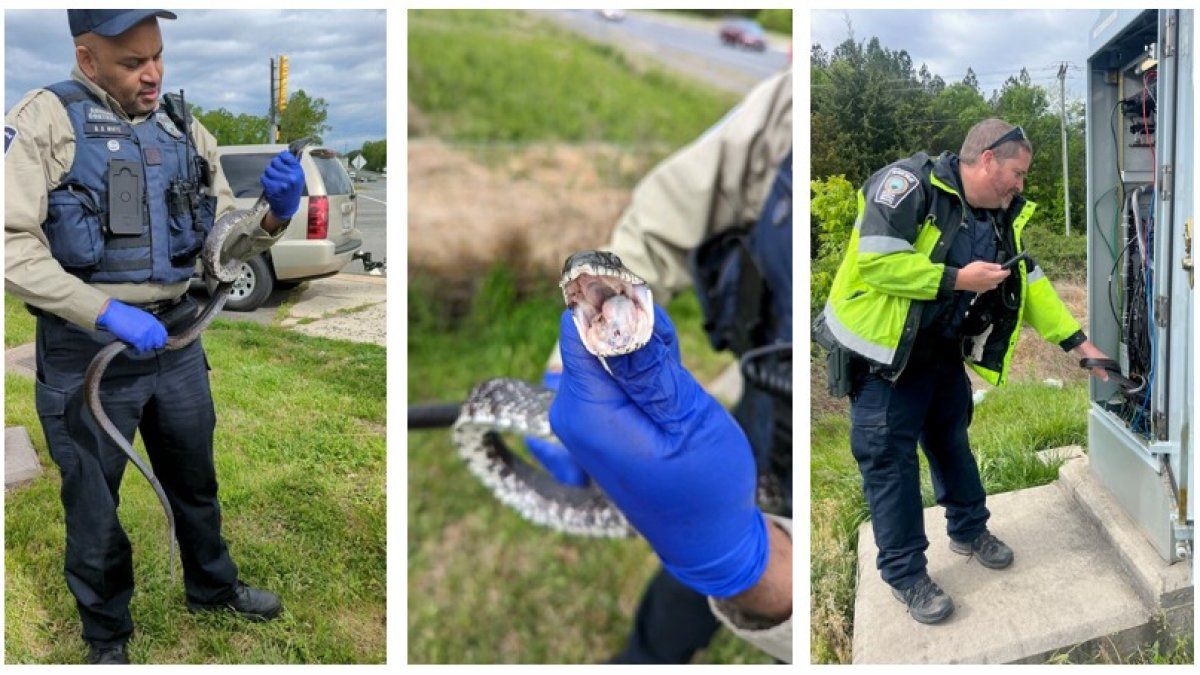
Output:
top-left (349, 176), bottom-right (387, 277)
top-left (539, 10), bottom-right (790, 95)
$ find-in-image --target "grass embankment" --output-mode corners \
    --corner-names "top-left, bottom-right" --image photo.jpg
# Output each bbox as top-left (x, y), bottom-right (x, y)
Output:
top-left (408, 269), bottom-right (763, 664)
top-left (408, 9), bottom-right (737, 147)
top-left (4, 294), bottom-right (386, 664)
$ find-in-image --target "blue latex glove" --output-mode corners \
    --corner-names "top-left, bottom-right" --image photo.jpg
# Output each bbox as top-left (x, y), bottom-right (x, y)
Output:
top-left (549, 304), bottom-right (768, 598)
top-left (524, 371), bottom-right (590, 487)
top-left (96, 300), bottom-right (167, 354)
top-left (260, 149), bottom-right (305, 220)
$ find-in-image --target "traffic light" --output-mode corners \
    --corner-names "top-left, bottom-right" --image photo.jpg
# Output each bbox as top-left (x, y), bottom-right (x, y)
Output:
top-left (277, 55), bottom-right (289, 114)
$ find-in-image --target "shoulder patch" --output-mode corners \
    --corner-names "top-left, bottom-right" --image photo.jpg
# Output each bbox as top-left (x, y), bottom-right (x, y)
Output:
top-left (873, 167), bottom-right (920, 209)
top-left (4, 125), bottom-right (16, 156)
top-left (155, 111), bottom-right (183, 138)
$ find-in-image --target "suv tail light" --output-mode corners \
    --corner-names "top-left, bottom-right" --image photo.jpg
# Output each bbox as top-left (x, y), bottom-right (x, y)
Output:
top-left (307, 196), bottom-right (328, 239)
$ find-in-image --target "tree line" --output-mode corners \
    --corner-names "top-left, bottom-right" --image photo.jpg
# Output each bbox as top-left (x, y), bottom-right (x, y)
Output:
top-left (191, 89), bottom-right (386, 172)
top-left (811, 35), bottom-right (1089, 306)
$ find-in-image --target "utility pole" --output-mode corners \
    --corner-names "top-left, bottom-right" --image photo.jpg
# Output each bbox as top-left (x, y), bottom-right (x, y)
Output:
top-left (268, 57), bottom-right (276, 144)
top-left (1058, 62), bottom-right (1071, 237)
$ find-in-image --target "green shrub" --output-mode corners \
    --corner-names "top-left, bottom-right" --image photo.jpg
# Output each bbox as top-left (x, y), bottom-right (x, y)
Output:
top-left (811, 175), bottom-right (858, 309)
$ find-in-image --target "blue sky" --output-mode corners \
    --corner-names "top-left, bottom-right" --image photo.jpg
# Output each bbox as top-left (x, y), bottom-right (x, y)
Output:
top-left (5, 9), bottom-right (387, 153)
top-left (811, 9), bottom-right (1099, 101)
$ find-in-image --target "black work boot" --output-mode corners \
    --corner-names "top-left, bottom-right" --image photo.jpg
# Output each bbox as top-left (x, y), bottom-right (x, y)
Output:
top-left (891, 574), bottom-right (954, 624)
top-left (950, 530), bottom-right (1014, 569)
top-left (188, 581), bottom-right (282, 621)
top-left (86, 643), bottom-right (130, 665)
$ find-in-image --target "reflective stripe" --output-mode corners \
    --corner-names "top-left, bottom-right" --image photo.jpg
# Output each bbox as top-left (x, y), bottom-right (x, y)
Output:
top-left (823, 304), bottom-right (896, 364)
top-left (858, 235), bottom-right (914, 255)
top-left (1027, 265), bottom-right (1045, 285)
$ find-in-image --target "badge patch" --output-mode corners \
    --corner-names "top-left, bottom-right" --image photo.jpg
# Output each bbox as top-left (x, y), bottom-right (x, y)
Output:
top-left (874, 167), bottom-right (920, 209)
top-left (86, 106), bottom-right (119, 123)
top-left (107, 139), bottom-right (121, 152)
top-left (4, 125), bottom-right (16, 156)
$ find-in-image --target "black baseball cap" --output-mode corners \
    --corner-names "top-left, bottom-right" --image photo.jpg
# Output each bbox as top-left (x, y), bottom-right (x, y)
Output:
top-left (68, 9), bottom-right (177, 38)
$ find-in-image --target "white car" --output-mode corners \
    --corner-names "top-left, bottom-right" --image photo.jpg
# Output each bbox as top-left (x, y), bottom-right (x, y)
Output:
top-left (209, 144), bottom-right (362, 310)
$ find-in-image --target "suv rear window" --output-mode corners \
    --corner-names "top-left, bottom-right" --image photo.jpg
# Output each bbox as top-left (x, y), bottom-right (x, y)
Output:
top-left (310, 151), bottom-right (353, 195)
top-left (219, 153), bottom-right (311, 199)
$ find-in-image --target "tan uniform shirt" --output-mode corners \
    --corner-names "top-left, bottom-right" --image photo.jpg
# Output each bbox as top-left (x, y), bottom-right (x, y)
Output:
top-left (708, 514), bottom-right (793, 663)
top-left (609, 68), bottom-right (792, 303)
top-left (5, 66), bottom-right (281, 329)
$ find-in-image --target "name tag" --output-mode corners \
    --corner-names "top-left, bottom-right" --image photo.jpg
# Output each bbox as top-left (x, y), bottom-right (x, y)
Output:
top-left (85, 122), bottom-right (130, 137)
top-left (143, 146), bottom-right (163, 166)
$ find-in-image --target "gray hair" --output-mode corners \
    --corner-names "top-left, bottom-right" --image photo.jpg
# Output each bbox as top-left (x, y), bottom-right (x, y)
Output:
top-left (959, 118), bottom-right (1033, 164)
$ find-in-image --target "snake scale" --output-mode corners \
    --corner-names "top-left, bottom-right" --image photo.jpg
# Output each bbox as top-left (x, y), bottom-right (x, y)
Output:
top-left (83, 137), bottom-right (312, 579)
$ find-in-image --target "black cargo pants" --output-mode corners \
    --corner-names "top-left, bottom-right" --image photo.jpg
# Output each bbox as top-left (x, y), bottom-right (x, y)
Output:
top-left (33, 298), bottom-right (239, 648)
top-left (849, 343), bottom-right (990, 590)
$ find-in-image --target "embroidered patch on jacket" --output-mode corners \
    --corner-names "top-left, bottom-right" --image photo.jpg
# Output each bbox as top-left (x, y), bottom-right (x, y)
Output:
top-left (874, 167), bottom-right (920, 208)
top-left (155, 111), bottom-right (183, 139)
top-left (86, 106), bottom-right (119, 123)
top-left (4, 126), bottom-right (16, 156)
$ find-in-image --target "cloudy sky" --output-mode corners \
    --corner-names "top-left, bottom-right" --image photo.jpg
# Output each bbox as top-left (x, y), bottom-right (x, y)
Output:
top-left (5, 9), bottom-right (387, 153)
top-left (811, 9), bottom-right (1102, 101)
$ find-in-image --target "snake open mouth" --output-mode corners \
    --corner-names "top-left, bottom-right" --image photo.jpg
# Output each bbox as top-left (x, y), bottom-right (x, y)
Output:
top-left (559, 250), bottom-right (653, 357)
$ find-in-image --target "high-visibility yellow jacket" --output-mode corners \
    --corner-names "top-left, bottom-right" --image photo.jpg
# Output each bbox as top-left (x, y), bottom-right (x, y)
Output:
top-left (817, 152), bottom-right (1084, 385)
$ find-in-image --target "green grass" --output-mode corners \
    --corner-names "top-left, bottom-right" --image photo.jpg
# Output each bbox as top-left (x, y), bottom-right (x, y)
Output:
top-left (5, 315), bottom-right (385, 664)
top-left (408, 10), bottom-right (737, 147)
top-left (810, 381), bottom-right (1091, 664)
top-left (407, 266), bottom-right (758, 664)
top-left (5, 293), bottom-right (36, 347)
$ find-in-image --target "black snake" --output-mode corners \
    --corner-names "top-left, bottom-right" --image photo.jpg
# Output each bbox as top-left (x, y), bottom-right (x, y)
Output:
top-left (83, 138), bottom-right (312, 579)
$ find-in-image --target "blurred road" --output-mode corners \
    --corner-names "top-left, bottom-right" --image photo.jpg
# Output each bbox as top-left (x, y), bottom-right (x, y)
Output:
top-left (349, 175), bottom-right (387, 277)
top-left (539, 9), bottom-right (790, 95)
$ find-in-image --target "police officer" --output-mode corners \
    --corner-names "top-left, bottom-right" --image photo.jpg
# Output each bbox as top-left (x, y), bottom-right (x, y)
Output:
top-left (816, 119), bottom-right (1110, 624)
top-left (4, 10), bottom-right (306, 664)
top-left (538, 70), bottom-right (792, 662)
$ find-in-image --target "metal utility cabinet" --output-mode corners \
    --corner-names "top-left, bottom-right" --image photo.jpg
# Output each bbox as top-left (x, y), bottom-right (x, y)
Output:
top-left (1085, 9), bottom-right (1193, 566)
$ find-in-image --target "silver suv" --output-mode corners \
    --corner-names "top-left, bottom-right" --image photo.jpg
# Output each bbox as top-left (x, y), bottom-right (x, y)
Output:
top-left (208, 144), bottom-right (361, 310)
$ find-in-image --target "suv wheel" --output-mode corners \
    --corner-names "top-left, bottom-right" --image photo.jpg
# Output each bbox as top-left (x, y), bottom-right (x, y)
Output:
top-left (211, 254), bottom-right (274, 311)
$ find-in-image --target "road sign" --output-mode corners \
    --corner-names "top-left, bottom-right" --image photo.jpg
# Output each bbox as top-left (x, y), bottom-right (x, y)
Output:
top-left (351, 154), bottom-right (366, 170)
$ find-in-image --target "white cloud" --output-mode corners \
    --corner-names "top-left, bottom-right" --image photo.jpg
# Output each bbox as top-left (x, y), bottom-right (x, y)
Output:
top-left (4, 9), bottom-right (387, 151)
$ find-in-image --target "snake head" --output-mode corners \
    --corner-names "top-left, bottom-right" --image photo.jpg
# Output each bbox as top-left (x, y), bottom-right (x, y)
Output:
top-left (559, 250), bottom-right (654, 357)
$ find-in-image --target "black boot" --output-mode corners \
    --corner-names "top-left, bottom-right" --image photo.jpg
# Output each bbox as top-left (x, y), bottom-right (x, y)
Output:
top-left (950, 530), bottom-right (1014, 569)
top-left (86, 643), bottom-right (130, 665)
top-left (891, 574), bottom-right (954, 624)
top-left (188, 581), bottom-right (282, 621)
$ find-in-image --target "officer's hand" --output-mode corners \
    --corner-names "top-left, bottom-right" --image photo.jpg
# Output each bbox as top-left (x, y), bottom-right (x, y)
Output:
top-left (1072, 339), bottom-right (1111, 381)
top-left (524, 370), bottom-right (590, 487)
top-left (96, 300), bottom-right (167, 354)
top-left (550, 304), bottom-right (768, 598)
top-left (954, 260), bottom-right (1010, 293)
top-left (260, 150), bottom-right (305, 221)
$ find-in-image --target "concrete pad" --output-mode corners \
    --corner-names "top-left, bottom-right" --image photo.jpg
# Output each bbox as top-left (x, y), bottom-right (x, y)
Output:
top-left (285, 273), bottom-right (386, 320)
top-left (1057, 458), bottom-right (1193, 612)
top-left (853, 480), bottom-right (1151, 663)
top-left (291, 301), bottom-right (386, 347)
top-left (5, 341), bottom-right (36, 380)
top-left (5, 426), bottom-right (42, 488)
top-left (706, 361), bottom-right (743, 408)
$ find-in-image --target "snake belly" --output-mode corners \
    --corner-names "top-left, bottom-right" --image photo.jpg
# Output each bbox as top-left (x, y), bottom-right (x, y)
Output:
top-left (83, 138), bottom-right (312, 579)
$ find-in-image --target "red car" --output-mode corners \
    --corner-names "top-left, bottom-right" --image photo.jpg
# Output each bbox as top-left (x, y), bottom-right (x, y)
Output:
top-left (719, 18), bottom-right (766, 52)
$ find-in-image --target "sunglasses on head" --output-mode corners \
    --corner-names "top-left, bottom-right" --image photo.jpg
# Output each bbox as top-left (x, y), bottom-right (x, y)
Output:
top-left (984, 126), bottom-right (1028, 152)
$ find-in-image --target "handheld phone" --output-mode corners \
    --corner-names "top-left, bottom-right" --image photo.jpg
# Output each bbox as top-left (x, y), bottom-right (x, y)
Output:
top-left (1000, 252), bottom-right (1031, 271)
